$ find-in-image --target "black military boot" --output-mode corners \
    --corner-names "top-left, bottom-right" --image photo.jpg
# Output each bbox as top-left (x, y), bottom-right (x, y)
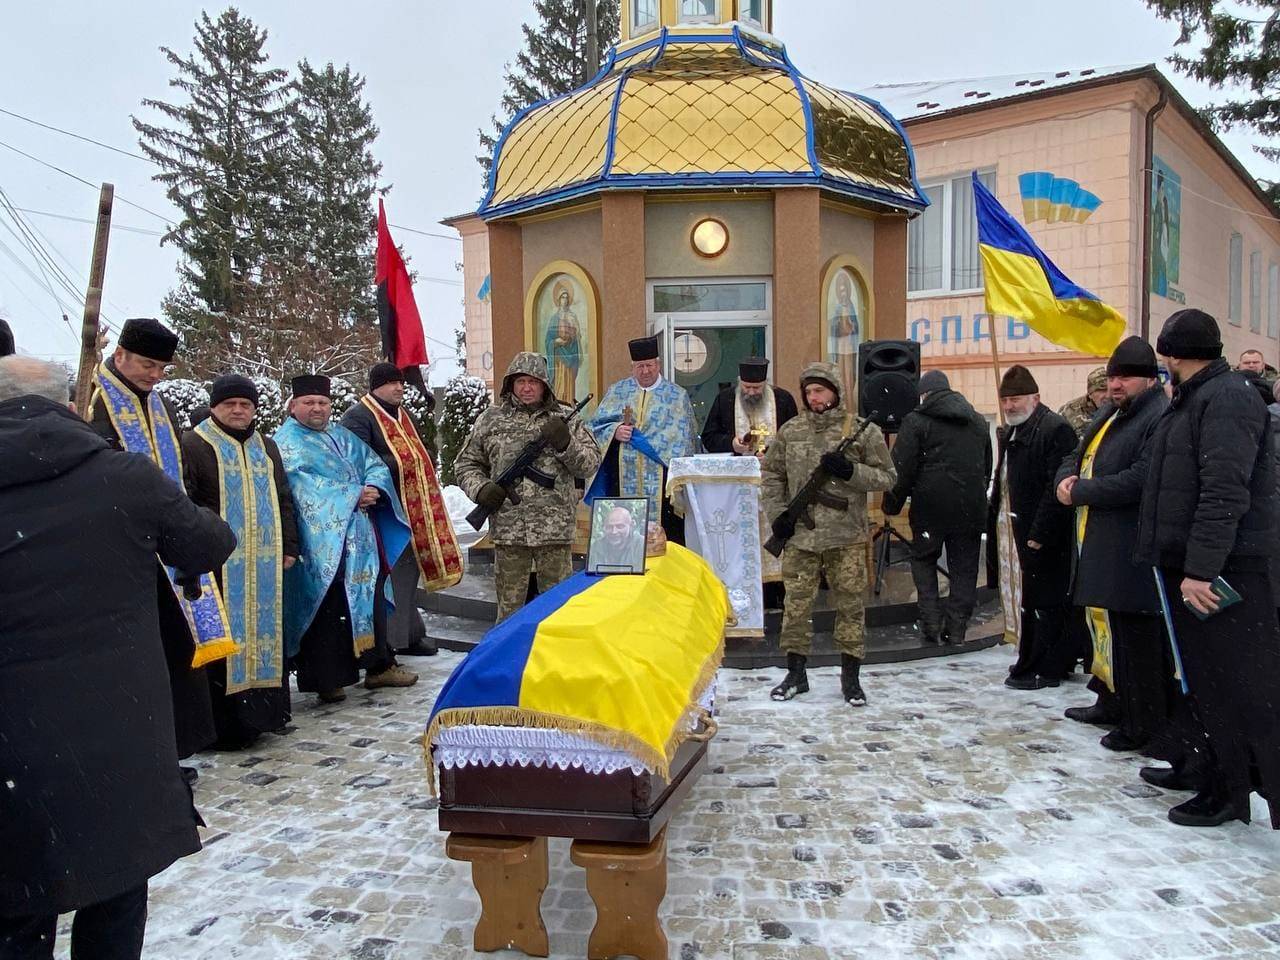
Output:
top-left (770, 653), bottom-right (809, 701)
top-left (1168, 788), bottom-right (1249, 828)
top-left (841, 654), bottom-right (867, 707)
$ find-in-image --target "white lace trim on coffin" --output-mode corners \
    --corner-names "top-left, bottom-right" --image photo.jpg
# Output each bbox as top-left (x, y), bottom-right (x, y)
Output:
top-left (431, 684), bottom-right (715, 776)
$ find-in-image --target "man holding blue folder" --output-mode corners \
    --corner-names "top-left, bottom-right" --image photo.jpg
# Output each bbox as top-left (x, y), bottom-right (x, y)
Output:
top-left (1136, 308), bottom-right (1280, 829)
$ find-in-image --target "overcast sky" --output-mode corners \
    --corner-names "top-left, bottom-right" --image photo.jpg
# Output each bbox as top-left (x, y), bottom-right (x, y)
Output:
top-left (2, 0), bottom-right (1276, 384)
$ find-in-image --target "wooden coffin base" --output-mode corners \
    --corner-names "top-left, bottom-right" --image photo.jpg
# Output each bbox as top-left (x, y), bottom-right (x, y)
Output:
top-left (437, 736), bottom-right (708, 843)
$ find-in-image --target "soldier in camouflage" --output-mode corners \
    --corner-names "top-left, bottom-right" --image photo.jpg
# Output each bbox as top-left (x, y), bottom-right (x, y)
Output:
top-left (761, 360), bottom-right (896, 707)
top-left (455, 352), bottom-right (601, 621)
top-left (1057, 367), bottom-right (1108, 438)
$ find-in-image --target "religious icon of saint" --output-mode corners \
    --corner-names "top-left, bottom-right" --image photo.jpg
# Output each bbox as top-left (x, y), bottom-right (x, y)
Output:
top-left (544, 278), bottom-right (581, 402)
top-left (828, 269), bottom-right (861, 402)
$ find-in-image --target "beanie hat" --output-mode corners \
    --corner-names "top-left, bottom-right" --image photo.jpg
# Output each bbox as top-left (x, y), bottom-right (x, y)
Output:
top-left (918, 370), bottom-right (950, 395)
top-left (1155, 308), bottom-right (1222, 361)
top-left (209, 373), bottom-right (258, 408)
top-left (999, 364), bottom-right (1039, 398)
top-left (368, 361), bottom-right (404, 392)
top-left (0, 318), bottom-right (13, 357)
top-left (1106, 336), bottom-right (1158, 378)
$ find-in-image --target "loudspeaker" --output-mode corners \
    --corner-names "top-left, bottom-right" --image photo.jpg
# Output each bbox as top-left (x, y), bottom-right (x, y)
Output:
top-left (858, 339), bottom-right (920, 432)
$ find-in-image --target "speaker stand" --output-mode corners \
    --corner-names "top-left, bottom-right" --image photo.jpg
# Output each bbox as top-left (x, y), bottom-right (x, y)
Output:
top-left (870, 520), bottom-right (951, 596)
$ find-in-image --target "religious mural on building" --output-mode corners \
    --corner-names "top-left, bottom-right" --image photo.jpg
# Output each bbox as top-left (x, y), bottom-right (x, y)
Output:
top-left (530, 267), bottom-right (596, 406)
top-left (1150, 156), bottom-right (1182, 301)
top-left (823, 263), bottom-right (867, 401)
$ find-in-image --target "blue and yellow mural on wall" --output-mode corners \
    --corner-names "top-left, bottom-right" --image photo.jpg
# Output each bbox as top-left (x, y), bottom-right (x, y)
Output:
top-left (1018, 172), bottom-right (1102, 224)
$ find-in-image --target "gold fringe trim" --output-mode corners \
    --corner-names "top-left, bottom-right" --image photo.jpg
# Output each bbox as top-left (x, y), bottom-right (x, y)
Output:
top-left (421, 636), bottom-right (726, 798)
top-left (191, 639), bottom-right (241, 669)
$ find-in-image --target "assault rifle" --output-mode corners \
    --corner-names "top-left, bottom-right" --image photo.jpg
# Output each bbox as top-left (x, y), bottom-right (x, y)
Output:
top-left (762, 413), bottom-right (879, 558)
top-left (466, 394), bottom-right (593, 531)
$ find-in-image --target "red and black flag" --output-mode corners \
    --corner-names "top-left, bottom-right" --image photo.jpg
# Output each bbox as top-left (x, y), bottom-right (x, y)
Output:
top-left (375, 199), bottom-right (429, 391)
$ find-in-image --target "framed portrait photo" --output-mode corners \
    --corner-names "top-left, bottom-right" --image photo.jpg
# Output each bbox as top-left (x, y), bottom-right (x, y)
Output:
top-left (586, 497), bottom-right (650, 576)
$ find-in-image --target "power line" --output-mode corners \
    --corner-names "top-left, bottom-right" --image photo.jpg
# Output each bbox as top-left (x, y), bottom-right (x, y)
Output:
top-left (14, 206), bottom-right (165, 237)
top-left (0, 106), bottom-right (151, 162)
top-left (0, 137), bottom-right (173, 224)
top-left (388, 222), bottom-right (462, 243)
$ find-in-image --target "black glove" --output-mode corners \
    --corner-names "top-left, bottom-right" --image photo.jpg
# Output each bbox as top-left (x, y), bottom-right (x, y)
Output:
top-left (174, 571), bottom-right (202, 601)
top-left (820, 450), bottom-right (855, 481)
top-left (476, 481), bottom-right (507, 511)
top-left (881, 492), bottom-right (903, 516)
top-left (770, 511), bottom-right (797, 542)
top-left (539, 416), bottom-right (571, 452)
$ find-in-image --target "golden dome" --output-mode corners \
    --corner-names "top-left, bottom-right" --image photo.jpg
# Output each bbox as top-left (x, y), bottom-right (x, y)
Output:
top-left (479, 27), bottom-right (927, 219)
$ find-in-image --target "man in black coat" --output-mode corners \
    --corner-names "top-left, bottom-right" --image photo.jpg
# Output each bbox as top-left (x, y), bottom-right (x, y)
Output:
top-left (1054, 338), bottom-right (1170, 754)
top-left (85, 317), bottom-right (217, 766)
top-left (182, 374), bottom-right (299, 749)
top-left (0, 357), bottom-right (235, 958)
top-left (987, 365), bottom-right (1079, 689)
top-left (1136, 308), bottom-right (1280, 828)
top-left (700, 357), bottom-right (799, 454)
top-left (882, 371), bottom-right (992, 644)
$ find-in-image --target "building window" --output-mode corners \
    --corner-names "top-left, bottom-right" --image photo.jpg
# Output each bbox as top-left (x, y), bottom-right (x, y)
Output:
top-left (1250, 250), bottom-right (1263, 333)
top-left (1228, 233), bottom-right (1243, 326)
top-left (679, 0), bottom-right (719, 23)
top-left (908, 170), bottom-right (996, 295)
top-left (741, 0), bottom-right (767, 27)
top-left (1270, 262), bottom-right (1279, 339)
top-left (633, 0), bottom-right (658, 33)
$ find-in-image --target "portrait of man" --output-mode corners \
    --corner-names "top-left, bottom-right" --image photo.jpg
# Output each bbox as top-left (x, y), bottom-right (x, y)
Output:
top-left (587, 497), bottom-right (649, 575)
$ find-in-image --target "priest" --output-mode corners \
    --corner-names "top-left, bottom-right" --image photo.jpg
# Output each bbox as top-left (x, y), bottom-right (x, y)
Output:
top-left (86, 317), bottom-right (235, 769)
top-left (341, 362), bottom-right (463, 656)
top-left (182, 374), bottom-right (299, 748)
top-left (588, 335), bottom-right (699, 541)
top-left (275, 374), bottom-right (417, 703)
top-left (700, 357), bottom-right (798, 455)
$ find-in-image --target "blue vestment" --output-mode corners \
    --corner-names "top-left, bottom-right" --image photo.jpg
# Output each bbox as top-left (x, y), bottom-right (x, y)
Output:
top-left (274, 418), bottom-right (411, 658)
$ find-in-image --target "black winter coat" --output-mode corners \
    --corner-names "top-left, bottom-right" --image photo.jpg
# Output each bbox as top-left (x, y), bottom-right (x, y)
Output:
top-left (699, 385), bottom-right (799, 453)
top-left (1054, 385), bottom-right (1168, 613)
top-left (0, 396), bottom-right (235, 916)
top-left (340, 396), bottom-right (437, 480)
top-left (881, 389), bottom-right (992, 538)
top-left (986, 402), bottom-right (1078, 608)
top-left (1136, 358), bottom-right (1276, 580)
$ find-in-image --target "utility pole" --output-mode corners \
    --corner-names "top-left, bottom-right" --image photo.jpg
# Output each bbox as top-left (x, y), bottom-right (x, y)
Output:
top-left (584, 0), bottom-right (599, 85)
top-left (74, 183), bottom-right (114, 417)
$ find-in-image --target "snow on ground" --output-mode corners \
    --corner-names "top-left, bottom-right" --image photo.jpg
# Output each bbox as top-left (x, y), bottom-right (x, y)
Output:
top-left (83, 647), bottom-right (1280, 959)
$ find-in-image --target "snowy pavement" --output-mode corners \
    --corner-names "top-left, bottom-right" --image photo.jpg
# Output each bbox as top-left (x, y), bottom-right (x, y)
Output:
top-left (81, 647), bottom-right (1280, 959)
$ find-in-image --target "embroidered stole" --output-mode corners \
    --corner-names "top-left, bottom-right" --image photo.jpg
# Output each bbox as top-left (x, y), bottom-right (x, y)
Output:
top-left (91, 363), bottom-right (237, 667)
top-left (360, 396), bottom-right (463, 591)
top-left (194, 420), bottom-right (284, 694)
top-left (1076, 413), bottom-right (1119, 692)
top-left (732, 386), bottom-right (778, 452)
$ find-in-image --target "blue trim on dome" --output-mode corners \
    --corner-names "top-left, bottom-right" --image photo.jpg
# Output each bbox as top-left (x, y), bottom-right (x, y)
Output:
top-left (776, 36), bottom-right (822, 179)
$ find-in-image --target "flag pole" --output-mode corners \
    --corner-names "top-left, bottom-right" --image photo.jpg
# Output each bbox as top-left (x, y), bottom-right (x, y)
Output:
top-left (988, 312), bottom-right (1005, 427)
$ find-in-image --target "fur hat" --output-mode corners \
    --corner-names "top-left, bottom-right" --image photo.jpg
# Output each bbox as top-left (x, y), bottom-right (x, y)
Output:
top-left (999, 364), bottom-right (1039, 398)
top-left (118, 317), bottom-right (179, 362)
top-left (290, 374), bottom-right (331, 399)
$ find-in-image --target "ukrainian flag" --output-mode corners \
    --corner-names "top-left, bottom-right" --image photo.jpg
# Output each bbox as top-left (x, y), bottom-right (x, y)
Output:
top-left (975, 172), bottom-right (1126, 357)
top-left (424, 544), bottom-right (727, 790)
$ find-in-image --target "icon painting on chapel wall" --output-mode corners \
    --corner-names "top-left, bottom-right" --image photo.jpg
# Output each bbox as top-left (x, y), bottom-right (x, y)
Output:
top-left (821, 258), bottom-right (871, 404)
top-left (527, 262), bottom-right (599, 411)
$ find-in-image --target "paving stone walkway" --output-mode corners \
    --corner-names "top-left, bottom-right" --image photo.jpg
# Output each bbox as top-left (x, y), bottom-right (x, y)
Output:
top-left (70, 647), bottom-right (1280, 959)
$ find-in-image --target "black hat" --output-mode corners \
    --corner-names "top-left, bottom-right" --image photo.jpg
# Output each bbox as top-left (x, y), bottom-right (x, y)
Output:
top-left (209, 373), bottom-right (259, 409)
top-left (628, 336), bottom-right (660, 362)
top-left (0, 318), bottom-right (13, 357)
top-left (117, 317), bottom-right (179, 362)
top-left (918, 370), bottom-right (950, 394)
top-left (1106, 336), bottom-right (1158, 378)
top-left (369, 362), bottom-right (404, 392)
top-left (1156, 308), bottom-right (1222, 361)
top-left (999, 364), bottom-right (1039, 398)
top-left (290, 374), bottom-right (331, 399)
top-left (739, 358), bottom-right (769, 383)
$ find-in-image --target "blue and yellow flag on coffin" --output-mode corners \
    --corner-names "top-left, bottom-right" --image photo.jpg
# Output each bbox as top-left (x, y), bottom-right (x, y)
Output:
top-left (424, 544), bottom-right (728, 790)
top-left (974, 172), bottom-right (1126, 357)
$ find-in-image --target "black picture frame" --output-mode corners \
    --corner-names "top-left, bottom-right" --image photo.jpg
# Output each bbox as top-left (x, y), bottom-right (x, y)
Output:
top-left (586, 497), bottom-right (651, 576)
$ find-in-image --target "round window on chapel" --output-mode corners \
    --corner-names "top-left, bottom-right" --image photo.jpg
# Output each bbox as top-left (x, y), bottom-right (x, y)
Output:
top-left (691, 218), bottom-right (729, 259)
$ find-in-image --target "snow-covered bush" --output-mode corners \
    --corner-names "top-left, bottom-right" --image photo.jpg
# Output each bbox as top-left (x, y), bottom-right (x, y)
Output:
top-left (250, 376), bottom-right (286, 434)
top-left (438, 374), bottom-right (491, 486)
top-left (403, 383), bottom-right (439, 462)
top-left (328, 376), bottom-right (359, 421)
top-left (155, 378), bottom-right (210, 429)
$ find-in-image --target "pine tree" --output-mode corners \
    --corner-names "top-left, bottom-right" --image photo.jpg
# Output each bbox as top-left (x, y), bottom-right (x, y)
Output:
top-left (283, 60), bottom-right (383, 327)
top-left (1144, 0), bottom-right (1280, 204)
top-left (133, 7), bottom-right (291, 315)
top-left (477, 0), bottom-right (620, 184)
top-left (438, 374), bottom-right (492, 486)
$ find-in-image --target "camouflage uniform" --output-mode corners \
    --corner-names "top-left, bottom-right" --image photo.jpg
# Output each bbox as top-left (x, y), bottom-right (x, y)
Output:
top-left (455, 353), bottom-right (601, 621)
top-left (761, 361), bottom-right (896, 657)
top-left (1057, 367), bottom-right (1107, 438)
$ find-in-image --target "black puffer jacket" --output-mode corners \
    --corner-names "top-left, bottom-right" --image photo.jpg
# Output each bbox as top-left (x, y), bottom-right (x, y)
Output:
top-left (882, 388), bottom-right (992, 538)
top-left (1136, 358), bottom-right (1276, 579)
top-left (1054, 385), bottom-right (1168, 613)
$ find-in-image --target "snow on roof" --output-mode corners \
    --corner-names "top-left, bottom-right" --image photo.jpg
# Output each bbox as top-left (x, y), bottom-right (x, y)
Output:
top-left (859, 64), bottom-right (1150, 122)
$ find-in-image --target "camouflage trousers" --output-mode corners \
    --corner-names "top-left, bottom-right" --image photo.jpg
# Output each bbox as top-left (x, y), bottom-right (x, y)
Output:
top-left (780, 545), bottom-right (867, 658)
top-left (494, 543), bottom-right (573, 622)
